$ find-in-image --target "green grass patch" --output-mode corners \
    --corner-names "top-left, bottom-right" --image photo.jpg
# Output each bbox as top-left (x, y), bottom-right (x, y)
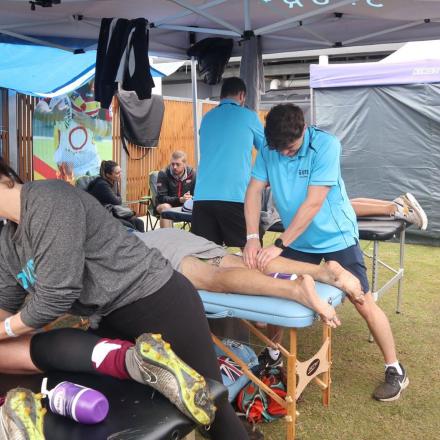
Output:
top-left (241, 238), bottom-right (440, 440)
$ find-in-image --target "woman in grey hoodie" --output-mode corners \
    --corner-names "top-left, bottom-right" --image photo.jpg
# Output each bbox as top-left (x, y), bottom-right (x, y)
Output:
top-left (0, 158), bottom-right (249, 440)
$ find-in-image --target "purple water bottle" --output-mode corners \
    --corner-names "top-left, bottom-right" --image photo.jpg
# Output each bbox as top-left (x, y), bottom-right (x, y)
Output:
top-left (42, 378), bottom-right (109, 424)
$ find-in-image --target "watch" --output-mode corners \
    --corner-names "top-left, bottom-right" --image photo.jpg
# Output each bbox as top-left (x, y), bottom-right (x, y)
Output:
top-left (274, 238), bottom-right (288, 250)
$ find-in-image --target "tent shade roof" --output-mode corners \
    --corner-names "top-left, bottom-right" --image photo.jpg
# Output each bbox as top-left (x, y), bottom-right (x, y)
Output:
top-left (1, 1), bottom-right (440, 59)
top-left (0, 42), bottom-right (168, 96)
top-left (310, 39), bottom-right (440, 88)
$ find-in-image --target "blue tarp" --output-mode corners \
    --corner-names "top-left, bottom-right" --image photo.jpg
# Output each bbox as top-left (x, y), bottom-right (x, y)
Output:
top-left (0, 43), bottom-right (164, 97)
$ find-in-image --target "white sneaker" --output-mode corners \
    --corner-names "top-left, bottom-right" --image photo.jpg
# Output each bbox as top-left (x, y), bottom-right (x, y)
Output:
top-left (393, 193), bottom-right (428, 230)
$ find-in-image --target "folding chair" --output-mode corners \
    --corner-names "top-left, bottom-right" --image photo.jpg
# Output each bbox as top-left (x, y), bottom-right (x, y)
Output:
top-left (142, 170), bottom-right (160, 231)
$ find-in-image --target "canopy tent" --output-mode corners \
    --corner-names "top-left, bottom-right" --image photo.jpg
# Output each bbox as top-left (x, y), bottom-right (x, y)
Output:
top-left (1, 1), bottom-right (440, 59)
top-left (0, 43), bottom-right (173, 97)
top-left (310, 40), bottom-right (440, 240)
top-left (310, 39), bottom-right (440, 88)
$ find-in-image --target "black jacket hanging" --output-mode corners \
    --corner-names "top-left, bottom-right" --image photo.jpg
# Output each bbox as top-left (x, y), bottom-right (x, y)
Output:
top-left (95, 17), bottom-right (155, 109)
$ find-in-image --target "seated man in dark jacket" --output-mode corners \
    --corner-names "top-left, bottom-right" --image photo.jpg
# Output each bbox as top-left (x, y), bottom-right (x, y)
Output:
top-left (156, 151), bottom-right (196, 228)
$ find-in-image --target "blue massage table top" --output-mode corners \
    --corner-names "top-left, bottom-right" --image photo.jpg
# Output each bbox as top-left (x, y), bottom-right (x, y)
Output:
top-left (199, 282), bottom-right (345, 328)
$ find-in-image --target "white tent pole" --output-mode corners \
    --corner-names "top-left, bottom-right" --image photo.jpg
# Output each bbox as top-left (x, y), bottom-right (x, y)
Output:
top-left (190, 57), bottom-right (200, 165)
top-left (0, 29), bottom-right (75, 52)
top-left (343, 20), bottom-right (429, 45)
top-left (265, 34), bottom-right (333, 46)
top-left (155, 24), bottom-right (240, 37)
top-left (255, 0), bottom-right (353, 35)
top-left (155, 0), bottom-right (228, 25)
top-left (301, 26), bottom-right (333, 45)
top-left (168, 0), bottom-right (242, 35)
top-left (243, 0), bottom-right (251, 31)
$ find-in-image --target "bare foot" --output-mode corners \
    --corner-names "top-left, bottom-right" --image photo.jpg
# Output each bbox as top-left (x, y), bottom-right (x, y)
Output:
top-left (292, 275), bottom-right (341, 328)
top-left (323, 261), bottom-right (365, 305)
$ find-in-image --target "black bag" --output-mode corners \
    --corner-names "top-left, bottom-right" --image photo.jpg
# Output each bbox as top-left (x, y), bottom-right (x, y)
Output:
top-left (105, 204), bottom-right (134, 220)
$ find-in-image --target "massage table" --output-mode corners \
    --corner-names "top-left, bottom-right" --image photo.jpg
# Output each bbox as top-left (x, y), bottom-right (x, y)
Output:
top-left (199, 283), bottom-right (345, 440)
top-left (0, 371), bottom-right (227, 439)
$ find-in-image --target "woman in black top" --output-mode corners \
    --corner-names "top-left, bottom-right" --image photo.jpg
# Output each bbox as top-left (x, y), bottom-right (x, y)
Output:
top-left (88, 160), bottom-right (145, 232)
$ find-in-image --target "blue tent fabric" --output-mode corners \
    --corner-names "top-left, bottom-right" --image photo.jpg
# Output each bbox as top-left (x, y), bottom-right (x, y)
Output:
top-left (0, 43), bottom-right (164, 97)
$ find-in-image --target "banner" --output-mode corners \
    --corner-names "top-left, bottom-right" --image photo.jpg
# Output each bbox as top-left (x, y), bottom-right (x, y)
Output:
top-left (33, 80), bottom-right (113, 183)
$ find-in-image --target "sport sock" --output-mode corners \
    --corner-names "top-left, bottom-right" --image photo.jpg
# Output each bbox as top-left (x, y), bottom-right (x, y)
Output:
top-left (91, 338), bottom-right (134, 380)
top-left (385, 361), bottom-right (402, 375)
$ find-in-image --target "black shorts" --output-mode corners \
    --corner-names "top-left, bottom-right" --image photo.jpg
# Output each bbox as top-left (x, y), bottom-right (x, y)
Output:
top-left (281, 241), bottom-right (370, 293)
top-left (191, 201), bottom-right (247, 247)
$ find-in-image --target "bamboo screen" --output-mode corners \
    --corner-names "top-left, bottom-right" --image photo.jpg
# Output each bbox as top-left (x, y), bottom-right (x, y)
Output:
top-left (0, 89), bottom-right (9, 164)
top-left (115, 98), bottom-right (197, 214)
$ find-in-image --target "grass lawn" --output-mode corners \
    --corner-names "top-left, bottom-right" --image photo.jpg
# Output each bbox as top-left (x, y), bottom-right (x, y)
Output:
top-left (242, 236), bottom-right (440, 440)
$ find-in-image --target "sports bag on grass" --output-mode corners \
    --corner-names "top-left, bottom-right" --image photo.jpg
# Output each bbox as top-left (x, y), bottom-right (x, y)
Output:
top-left (214, 339), bottom-right (259, 402)
top-left (236, 366), bottom-right (287, 423)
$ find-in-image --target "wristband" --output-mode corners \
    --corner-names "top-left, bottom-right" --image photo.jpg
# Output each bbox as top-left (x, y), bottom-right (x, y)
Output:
top-left (4, 317), bottom-right (17, 338)
top-left (246, 233), bottom-right (260, 240)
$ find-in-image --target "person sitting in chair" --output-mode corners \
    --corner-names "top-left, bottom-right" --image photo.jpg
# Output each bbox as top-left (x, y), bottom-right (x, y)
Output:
top-left (88, 160), bottom-right (145, 232)
top-left (156, 151), bottom-right (196, 228)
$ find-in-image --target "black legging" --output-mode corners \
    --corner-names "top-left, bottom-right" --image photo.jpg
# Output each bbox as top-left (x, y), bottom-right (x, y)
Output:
top-left (31, 271), bottom-right (247, 440)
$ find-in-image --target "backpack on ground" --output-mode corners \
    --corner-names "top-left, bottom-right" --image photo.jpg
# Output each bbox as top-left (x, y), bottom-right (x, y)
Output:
top-left (236, 366), bottom-right (287, 424)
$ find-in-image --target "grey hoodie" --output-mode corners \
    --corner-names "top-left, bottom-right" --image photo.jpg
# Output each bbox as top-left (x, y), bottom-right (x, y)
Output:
top-left (0, 180), bottom-right (173, 328)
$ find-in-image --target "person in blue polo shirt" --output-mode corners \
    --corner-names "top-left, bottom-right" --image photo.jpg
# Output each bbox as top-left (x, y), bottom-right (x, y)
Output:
top-left (192, 77), bottom-right (264, 247)
top-left (243, 104), bottom-right (408, 402)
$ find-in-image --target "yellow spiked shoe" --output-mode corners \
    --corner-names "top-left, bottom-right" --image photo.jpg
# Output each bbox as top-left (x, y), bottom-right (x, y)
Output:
top-left (0, 388), bottom-right (46, 440)
top-left (133, 333), bottom-right (216, 426)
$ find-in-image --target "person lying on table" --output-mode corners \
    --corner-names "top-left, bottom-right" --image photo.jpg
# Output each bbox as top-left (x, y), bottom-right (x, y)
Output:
top-left (243, 104), bottom-right (408, 402)
top-left (133, 228), bottom-right (369, 327)
top-left (0, 158), bottom-right (248, 440)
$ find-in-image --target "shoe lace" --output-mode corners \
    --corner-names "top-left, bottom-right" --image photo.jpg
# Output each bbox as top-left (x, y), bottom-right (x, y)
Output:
top-left (385, 367), bottom-right (401, 386)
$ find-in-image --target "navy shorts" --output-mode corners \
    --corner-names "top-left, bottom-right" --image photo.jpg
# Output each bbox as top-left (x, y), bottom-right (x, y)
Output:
top-left (191, 201), bottom-right (248, 247)
top-left (281, 241), bottom-right (370, 293)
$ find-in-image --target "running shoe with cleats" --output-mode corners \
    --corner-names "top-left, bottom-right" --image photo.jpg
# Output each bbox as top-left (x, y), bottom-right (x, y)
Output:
top-left (132, 333), bottom-right (216, 426)
top-left (393, 193), bottom-right (428, 230)
top-left (0, 388), bottom-right (46, 440)
top-left (373, 363), bottom-right (409, 402)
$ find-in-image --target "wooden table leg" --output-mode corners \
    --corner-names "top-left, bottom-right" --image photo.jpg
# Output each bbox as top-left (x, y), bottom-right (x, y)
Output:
top-left (322, 324), bottom-right (331, 407)
top-left (286, 328), bottom-right (297, 440)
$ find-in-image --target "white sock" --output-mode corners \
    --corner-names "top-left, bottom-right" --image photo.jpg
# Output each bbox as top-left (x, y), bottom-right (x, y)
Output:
top-left (268, 347), bottom-right (280, 360)
top-left (385, 361), bottom-right (402, 375)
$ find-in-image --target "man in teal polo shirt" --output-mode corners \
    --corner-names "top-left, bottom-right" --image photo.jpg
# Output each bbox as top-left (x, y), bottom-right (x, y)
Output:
top-left (192, 77), bottom-right (264, 247)
top-left (243, 104), bottom-right (408, 402)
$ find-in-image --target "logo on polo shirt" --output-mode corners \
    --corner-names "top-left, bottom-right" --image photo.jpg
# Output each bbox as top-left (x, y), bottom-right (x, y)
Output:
top-left (298, 169), bottom-right (309, 178)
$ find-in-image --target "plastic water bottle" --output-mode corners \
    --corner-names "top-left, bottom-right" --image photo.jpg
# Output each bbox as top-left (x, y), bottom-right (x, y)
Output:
top-left (270, 272), bottom-right (298, 281)
top-left (41, 378), bottom-right (109, 424)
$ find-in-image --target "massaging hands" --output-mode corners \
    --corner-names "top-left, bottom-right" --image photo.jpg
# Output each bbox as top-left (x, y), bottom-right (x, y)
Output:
top-left (243, 239), bottom-right (282, 272)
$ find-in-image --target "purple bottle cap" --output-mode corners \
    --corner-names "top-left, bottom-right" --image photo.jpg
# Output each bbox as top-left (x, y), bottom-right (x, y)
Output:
top-left (73, 389), bottom-right (109, 424)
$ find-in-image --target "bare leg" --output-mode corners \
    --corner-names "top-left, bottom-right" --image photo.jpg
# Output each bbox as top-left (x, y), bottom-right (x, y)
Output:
top-left (350, 198), bottom-right (396, 217)
top-left (156, 203), bottom-right (173, 228)
top-left (180, 257), bottom-right (340, 328)
top-left (221, 254), bottom-right (364, 302)
top-left (0, 335), bottom-right (41, 374)
top-left (350, 292), bottom-right (397, 364)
